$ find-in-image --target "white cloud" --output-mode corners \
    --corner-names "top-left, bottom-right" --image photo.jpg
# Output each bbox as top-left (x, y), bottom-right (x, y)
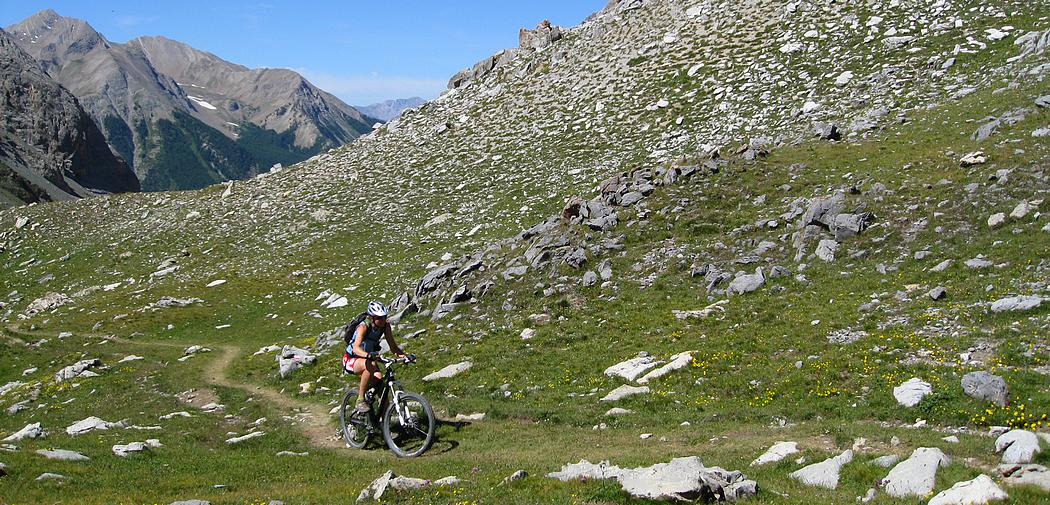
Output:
top-left (295, 69), bottom-right (447, 106)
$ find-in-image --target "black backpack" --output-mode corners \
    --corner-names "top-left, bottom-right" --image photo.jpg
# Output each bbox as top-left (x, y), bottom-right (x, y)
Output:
top-left (340, 312), bottom-right (368, 345)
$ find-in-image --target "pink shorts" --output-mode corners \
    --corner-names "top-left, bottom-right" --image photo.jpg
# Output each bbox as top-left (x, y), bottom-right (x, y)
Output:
top-left (343, 353), bottom-right (365, 373)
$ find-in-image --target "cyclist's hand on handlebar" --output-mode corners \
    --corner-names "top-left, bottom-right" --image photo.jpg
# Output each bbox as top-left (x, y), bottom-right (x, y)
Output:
top-left (368, 351), bottom-right (381, 360)
top-left (406, 354), bottom-right (417, 363)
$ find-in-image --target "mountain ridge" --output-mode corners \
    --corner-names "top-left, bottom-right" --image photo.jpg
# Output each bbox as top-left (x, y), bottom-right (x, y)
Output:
top-left (356, 97), bottom-right (427, 122)
top-left (5, 9), bottom-right (376, 192)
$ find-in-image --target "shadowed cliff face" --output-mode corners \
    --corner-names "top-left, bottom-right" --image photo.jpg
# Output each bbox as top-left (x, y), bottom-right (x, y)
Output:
top-left (0, 27), bottom-right (139, 208)
top-left (5, 10), bottom-right (375, 192)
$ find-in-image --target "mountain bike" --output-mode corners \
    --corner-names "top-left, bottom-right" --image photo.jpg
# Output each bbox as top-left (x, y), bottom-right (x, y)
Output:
top-left (339, 355), bottom-right (435, 457)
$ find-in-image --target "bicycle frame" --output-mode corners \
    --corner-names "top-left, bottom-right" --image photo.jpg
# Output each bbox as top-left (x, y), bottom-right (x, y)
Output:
top-left (365, 359), bottom-right (410, 426)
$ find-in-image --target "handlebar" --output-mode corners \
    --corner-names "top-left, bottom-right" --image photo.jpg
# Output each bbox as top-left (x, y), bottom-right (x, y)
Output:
top-left (368, 354), bottom-right (416, 365)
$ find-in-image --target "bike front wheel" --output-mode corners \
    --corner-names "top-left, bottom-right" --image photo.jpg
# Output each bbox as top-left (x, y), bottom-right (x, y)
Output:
top-left (339, 389), bottom-right (370, 449)
top-left (382, 391), bottom-right (435, 458)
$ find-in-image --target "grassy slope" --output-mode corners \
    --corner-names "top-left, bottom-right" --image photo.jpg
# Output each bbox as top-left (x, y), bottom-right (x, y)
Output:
top-left (1, 75), bottom-right (1047, 504)
top-left (1, 1), bottom-right (1049, 503)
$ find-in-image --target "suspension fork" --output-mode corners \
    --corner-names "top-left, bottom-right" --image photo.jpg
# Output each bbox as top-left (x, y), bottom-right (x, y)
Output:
top-left (389, 382), bottom-right (409, 425)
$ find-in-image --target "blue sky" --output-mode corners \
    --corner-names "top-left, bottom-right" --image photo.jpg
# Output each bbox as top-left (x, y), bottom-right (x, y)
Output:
top-left (1, 1), bottom-right (605, 105)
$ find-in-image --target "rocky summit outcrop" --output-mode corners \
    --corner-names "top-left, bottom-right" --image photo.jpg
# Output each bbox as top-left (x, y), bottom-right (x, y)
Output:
top-left (5, 10), bottom-right (373, 192)
top-left (0, 28), bottom-right (139, 208)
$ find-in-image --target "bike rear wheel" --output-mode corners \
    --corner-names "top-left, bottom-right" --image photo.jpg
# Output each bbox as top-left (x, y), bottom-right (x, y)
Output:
top-left (339, 390), bottom-right (370, 448)
top-left (382, 391), bottom-right (435, 458)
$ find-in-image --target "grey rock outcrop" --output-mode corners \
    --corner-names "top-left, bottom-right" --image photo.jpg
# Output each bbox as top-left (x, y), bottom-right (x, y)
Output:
top-left (519, 20), bottom-right (563, 50)
top-left (990, 295), bottom-right (1044, 313)
top-left (276, 346), bottom-right (316, 378)
top-left (0, 27), bottom-right (138, 208)
top-left (728, 268), bottom-right (765, 294)
top-left (961, 371), bottom-right (1009, 406)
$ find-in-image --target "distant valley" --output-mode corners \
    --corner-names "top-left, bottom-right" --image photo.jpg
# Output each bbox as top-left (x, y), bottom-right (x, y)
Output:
top-left (357, 97), bottom-right (427, 122)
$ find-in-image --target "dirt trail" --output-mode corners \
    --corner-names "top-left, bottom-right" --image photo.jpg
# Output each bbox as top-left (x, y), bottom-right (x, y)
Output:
top-left (201, 345), bottom-right (345, 449)
top-left (6, 324), bottom-right (345, 449)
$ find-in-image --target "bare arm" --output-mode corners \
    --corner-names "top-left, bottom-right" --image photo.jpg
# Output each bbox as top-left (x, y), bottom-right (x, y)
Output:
top-left (384, 325), bottom-right (405, 357)
top-left (351, 325), bottom-right (368, 357)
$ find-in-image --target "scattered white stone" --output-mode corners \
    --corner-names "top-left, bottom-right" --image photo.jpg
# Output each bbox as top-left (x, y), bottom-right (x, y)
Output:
top-left (54, 358), bottom-right (102, 382)
top-left (872, 455), bottom-right (900, 468)
top-left (253, 345), bottom-right (281, 356)
top-left (604, 354), bottom-right (659, 377)
top-left (928, 474), bottom-right (1008, 505)
top-left (995, 430), bottom-right (1042, 464)
top-left (751, 441), bottom-right (800, 466)
top-left (960, 151), bottom-right (987, 166)
top-left (3, 422), bottom-right (45, 442)
top-left (1009, 201), bottom-right (1035, 219)
top-left (549, 456), bottom-right (757, 501)
top-left (834, 71), bottom-right (854, 86)
top-left (638, 352), bottom-right (693, 384)
top-left (35, 472), bottom-right (66, 481)
top-left (1000, 464), bottom-right (1050, 491)
top-left (357, 470), bottom-right (459, 501)
top-left (118, 355), bottom-right (144, 363)
top-left (225, 431), bottom-right (265, 444)
top-left (112, 442), bottom-right (148, 457)
top-left (277, 451), bottom-right (309, 457)
top-left (881, 447), bottom-right (950, 497)
top-left (422, 361), bottom-right (472, 382)
top-left (66, 417), bottom-right (125, 436)
top-left (604, 408), bottom-right (633, 416)
top-left (520, 328), bottom-right (536, 340)
top-left (200, 403), bottom-right (225, 412)
top-left (600, 384), bottom-right (650, 402)
top-left (0, 381), bottom-right (22, 396)
top-left (35, 449), bottom-right (89, 461)
top-left (990, 295), bottom-right (1044, 313)
top-left (987, 213), bottom-right (1006, 228)
top-left (451, 412), bottom-right (486, 422)
top-left (160, 411), bottom-right (192, 420)
top-left (206, 280), bottom-right (227, 288)
top-left (893, 378), bottom-right (932, 407)
top-left (791, 450), bottom-right (853, 489)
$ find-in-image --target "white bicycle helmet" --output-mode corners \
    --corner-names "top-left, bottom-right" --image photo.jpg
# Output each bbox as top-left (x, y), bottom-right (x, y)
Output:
top-left (367, 301), bottom-right (389, 317)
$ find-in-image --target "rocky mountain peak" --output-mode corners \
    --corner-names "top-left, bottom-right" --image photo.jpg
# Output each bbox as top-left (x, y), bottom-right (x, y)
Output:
top-left (8, 9), bottom-right (108, 64)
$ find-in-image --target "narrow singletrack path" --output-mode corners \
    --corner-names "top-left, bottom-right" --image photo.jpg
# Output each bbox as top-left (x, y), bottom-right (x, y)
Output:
top-left (6, 324), bottom-right (345, 449)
